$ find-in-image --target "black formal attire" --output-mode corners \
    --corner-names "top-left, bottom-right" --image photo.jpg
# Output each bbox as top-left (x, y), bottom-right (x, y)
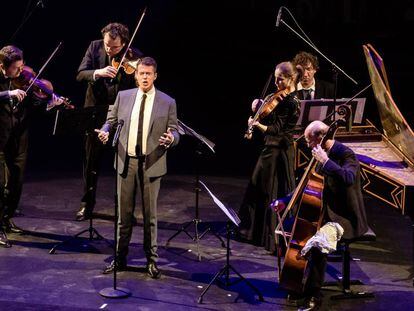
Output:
top-left (238, 92), bottom-right (300, 253)
top-left (305, 140), bottom-right (369, 298)
top-left (0, 71), bottom-right (52, 244)
top-left (101, 87), bottom-right (179, 266)
top-left (296, 79), bottom-right (335, 100)
top-left (76, 40), bottom-right (143, 217)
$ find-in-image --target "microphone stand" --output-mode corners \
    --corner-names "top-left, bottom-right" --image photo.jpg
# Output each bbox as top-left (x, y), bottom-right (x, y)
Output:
top-left (277, 7), bottom-right (358, 120)
top-left (100, 121), bottom-right (131, 298)
top-left (9, 0), bottom-right (44, 42)
top-left (277, 9), bottom-right (358, 86)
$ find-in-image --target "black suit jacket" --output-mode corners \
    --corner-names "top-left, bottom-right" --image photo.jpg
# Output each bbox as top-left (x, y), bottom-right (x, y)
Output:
top-left (0, 73), bottom-right (31, 151)
top-left (76, 40), bottom-right (143, 115)
top-left (297, 79), bottom-right (335, 100)
top-left (320, 141), bottom-right (369, 240)
top-left (76, 40), bottom-right (143, 129)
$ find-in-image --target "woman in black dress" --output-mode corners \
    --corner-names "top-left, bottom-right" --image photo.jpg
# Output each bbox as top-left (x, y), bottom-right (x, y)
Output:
top-left (238, 61), bottom-right (300, 253)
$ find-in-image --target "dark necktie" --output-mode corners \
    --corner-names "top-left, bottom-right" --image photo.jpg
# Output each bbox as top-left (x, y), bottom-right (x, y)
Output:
top-left (136, 93), bottom-right (147, 156)
top-left (303, 89), bottom-right (312, 100)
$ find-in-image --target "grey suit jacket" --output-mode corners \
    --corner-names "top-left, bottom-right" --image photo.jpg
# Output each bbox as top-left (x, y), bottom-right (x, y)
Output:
top-left (102, 87), bottom-right (179, 177)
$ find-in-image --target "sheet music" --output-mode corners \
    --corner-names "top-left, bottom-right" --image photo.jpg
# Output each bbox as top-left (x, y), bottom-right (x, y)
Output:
top-left (199, 181), bottom-right (241, 226)
top-left (177, 119), bottom-right (216, 153)
top-left (297, 98), bottom-right (366, 126)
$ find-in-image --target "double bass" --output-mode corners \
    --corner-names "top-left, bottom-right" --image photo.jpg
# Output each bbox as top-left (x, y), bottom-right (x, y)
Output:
top-left (277, 105), bottom-right (351, 293)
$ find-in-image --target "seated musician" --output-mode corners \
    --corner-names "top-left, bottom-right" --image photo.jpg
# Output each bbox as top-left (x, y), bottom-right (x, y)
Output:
top-left (275, 120), bottom-right (371, 310)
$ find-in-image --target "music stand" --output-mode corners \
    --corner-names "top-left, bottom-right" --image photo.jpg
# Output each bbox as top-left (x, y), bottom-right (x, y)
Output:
top-left (49, 106), bottom-right (112, 254)
top-left (296, 98), bottom-right (366, 129)
top-left (166, 119), bottom-right (225, 261)
top-left (197, 181), bottom-right (264, 304)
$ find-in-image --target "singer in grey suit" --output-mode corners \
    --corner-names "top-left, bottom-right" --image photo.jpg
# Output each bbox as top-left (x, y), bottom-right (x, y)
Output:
top-left (96, 57), bottom-right (179, 278)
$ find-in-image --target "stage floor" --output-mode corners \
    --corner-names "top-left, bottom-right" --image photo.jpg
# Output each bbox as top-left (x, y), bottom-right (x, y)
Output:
top-left (1, 172), bottom-right (413, 310)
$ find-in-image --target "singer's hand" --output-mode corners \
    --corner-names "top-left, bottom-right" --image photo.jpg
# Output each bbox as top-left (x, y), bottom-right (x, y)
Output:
top-left (159, 128), bottom-right (174, 147)
top-left (9, 89), bottom-right (27, 102)
top-left (94, 66), bottom-right (117, 79)
top-left (94, 129), bottom-right (109, 144)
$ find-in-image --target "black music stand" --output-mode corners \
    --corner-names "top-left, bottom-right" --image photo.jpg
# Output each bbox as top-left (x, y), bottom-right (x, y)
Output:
top-left (166, 119), bottom-right (225, 261)
top-left (49, 106), bottom-right (112, 254)
top-left (197, 181), bottom-right (264, 304)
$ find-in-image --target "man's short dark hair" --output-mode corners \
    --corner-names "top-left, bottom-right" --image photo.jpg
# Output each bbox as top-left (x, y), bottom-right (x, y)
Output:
top-left (139, 57), bottom-right (157, 72)
top-left (292, 51), bottom-right (319, 71)
top-left (0, 45), bottom-right (23, 68)
top-left (101, 23), bottom-right (130, 44)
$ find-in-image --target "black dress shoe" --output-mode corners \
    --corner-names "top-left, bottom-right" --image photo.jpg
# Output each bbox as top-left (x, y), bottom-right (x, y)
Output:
top-left (286, 293), bottom-right (306, 307)
top-left (0, 229), bottom-right (11, 248)
top-left (76, 205), bottom-right (92, 221)
top-left (146, 261), bottom-right (161, 279)
top-left (3, 218), bottom-right (24, 234)
top-left (103, 258), bottom-right (127, 274)
top-left (298, 296), bottom-right (322, 311)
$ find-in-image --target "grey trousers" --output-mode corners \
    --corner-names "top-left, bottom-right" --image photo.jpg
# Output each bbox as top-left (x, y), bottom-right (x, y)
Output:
top-left (116, 156), bottom-right (161, 262)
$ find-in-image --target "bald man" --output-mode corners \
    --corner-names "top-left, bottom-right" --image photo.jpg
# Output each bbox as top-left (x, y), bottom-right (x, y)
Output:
top-left (280, 121), bottom-right (370, 310)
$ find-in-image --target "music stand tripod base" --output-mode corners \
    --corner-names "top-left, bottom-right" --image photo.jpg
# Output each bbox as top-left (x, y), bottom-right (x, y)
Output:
top-left (166, 217), bottom-right (225, 261)
top-left (197, 221), bottom-right (264, 304)
top-left (99, 287), bottom-right (131, 298)
top-left (49, 217), bottom-right (113, 254)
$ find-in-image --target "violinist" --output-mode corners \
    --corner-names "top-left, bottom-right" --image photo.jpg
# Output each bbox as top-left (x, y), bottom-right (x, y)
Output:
top-left (75, 22), bottom-right (143, 221)
top-left (238, 61), bottom-right (300, 253)
top-left (275, 120), bottom-right (371, 310)
top-left (0, 45), bottom-right (64, 247)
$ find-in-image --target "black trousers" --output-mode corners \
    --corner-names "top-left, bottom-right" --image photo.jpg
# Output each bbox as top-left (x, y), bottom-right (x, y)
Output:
top-left (305, 247), bottom-right (328, 297)
top-left (80, 131), bottom-right (107, 210)
top-left (0, 130), bottom-right (28, 221)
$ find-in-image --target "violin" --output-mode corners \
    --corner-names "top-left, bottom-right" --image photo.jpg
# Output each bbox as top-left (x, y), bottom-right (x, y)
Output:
top-left (244, 88), bottom-right (290, 139)
top-left (12, 65), bottom-right (74, 109)
top-left (111, 50), bottom-right (141, 75)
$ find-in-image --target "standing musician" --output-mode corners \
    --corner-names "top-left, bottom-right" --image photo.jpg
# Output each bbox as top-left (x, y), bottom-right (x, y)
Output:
top-left (0, 45), bottom-right (63, 247)
top-left (292, 51), bottom-right (335, 100)
top-left (95, 56), bottom-right (179, 278)
top-left (75, 22), bottom-right (143, 221)
top-left (238, 61), bottom-right (300, 253)
top-left (275, 120), bottom-right (371, 310)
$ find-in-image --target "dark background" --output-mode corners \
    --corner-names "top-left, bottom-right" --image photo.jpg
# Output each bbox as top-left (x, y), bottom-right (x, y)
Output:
top-left (1, 0), bottom-right (413, 178)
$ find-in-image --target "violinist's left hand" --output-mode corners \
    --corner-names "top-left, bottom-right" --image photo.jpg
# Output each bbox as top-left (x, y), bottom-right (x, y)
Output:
top-left (159, 127), bottom-right (174, 147)
top-left (46, 94), bottom-right (65, 111)
top-left (312, 145), bottom-right (329, 165)
top-left (52, 94), bottom-right (65, 106)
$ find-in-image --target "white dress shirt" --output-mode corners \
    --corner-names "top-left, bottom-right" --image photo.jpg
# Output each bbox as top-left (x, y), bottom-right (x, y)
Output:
top-left (127, 87), bottom-right (155, 156)
top-left (297, 79), bottom-right (316, 100)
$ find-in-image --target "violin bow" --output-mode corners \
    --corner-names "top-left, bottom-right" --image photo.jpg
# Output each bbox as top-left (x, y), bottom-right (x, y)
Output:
top-left (13, 41), bottom-right (63, 110)
top-left (113, 7), bottom-right (147, 79)
top-left (26, 41), bottom-right (63, 93)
